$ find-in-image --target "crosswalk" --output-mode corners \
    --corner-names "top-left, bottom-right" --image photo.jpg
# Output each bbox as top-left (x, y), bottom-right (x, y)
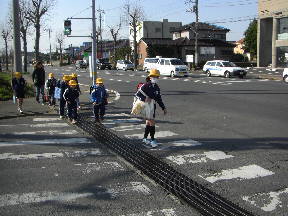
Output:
top-left (0, 116), bottom-right (196, 215)
top-left (103, 112), bottom-right (288, 215)
top-left (1, 114), bottom-right (287, 215)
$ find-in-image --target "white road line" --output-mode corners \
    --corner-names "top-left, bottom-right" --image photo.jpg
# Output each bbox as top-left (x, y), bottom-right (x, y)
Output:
top-left (31, 123), bottom-right (69, 128)
top-left (126, 131), bottom-right (178, 139)
top-left (183, 79), bottom-right (190, 81)
top-left (228, 80), bottom-right (251, 83)
top-left (0, 152), bottom-right (64, 160)
top-left (0, 138), bottom-right (91, 147)
top-left (199, 164), bottom-right (274, 183)
top-left (243, 188), bottom-right (288, 212)
top-left (0, 182), bottom-right (151, 207)
top-left (112, 124), bottom-right (145, 132)
top-left (10, 130), bottom-right (78, 135)
top-left (105, 113), bottom-right (131, 117)
top-left (33, 118), bottom-right (60, 121)
top-left (166, 151), bottom-right (234, 165)
top-left (109, 78), bottom-right (114, 81)
top-left (64, 149), bottom-right (103, 157)
top-left (117, 80), bottom-right (122, 82)
top-left (78, 162), bottom-right (125, 174)
top-left (194, 80), bottom-right (201, 83)
top-left (162, 77), bottom-right (168, 80)
top-left (106, 118), bottom-right (143, 123)
top-left (0, 149), bottom-right (103, 160)
top-left (158, 139), bottom-right (202, 150)
top-left (121, 208), bottom-right (177, 216)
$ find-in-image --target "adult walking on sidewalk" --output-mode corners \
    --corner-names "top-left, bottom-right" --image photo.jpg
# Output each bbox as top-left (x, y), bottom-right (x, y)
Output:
top-left (12, 72), bottom-right (26, 114)
top-left (136, 69), bottom-right (167, 148)
top-left (32, 61), bottom-right (46, 104)
top-left (91, 78), bottom-right (108, 123)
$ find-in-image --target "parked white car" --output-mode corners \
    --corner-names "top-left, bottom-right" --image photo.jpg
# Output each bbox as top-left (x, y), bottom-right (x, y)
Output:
top-left (283, 68), bottom-right (288, 83)
top-left (156, 58), bottom-right (189, 77)
top-left (143, 58), bottom-right (159, 72)
top-left (203, 60), bottom-right (247, 78)
top-left (116, 60), bottom-right (134, 71)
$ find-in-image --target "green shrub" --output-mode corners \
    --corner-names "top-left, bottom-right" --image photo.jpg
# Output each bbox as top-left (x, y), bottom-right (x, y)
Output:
top-left (0, 72), bottom-right (34, 101)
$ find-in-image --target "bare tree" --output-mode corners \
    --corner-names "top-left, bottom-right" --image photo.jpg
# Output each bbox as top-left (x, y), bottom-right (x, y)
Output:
top-left (26, 0), bottom-right (55, 61)
top-left (1, 24), bottom-right (11, 71)
top-left (124, 1), bottom-right (145, 68)
top-left (56, 31), bottom-right (64, 66)
top-left (18, 0), bottom-right (33, 72)
top-left (108, 21), bottom-right (121, 66)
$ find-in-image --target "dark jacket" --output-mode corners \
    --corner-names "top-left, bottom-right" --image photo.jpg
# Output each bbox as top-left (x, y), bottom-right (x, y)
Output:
top-left (12, 77), bottom-right (25, 93)
top-left (91, 85), bottom-right (107, 104)
top-left (45, 77), bottom-right (57, 95)
top-left (32, 67), bottom-right (45, 86)
top-left (63, 87), bottom-right (79, 103)
top-left (57, 80), bottom-right (69, 100)
top-left (136, 81), bottom-right (165, 110)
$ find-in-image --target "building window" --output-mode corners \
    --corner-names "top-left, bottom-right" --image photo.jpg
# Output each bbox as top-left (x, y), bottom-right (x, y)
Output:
top-left (221, 50), bottom-right (233, 55)
top-left (174, 32), bottom-right (180, 38)
top-left (278, 17), bottom-right (288, 40)
top-left (169, 27), bottom-right (175, 32)
top-left (155, 27), bottom-right (161, 33)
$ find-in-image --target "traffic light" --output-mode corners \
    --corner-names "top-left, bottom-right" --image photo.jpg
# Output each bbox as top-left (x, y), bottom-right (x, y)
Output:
top-left (64, 20), bottom-right (71, 35)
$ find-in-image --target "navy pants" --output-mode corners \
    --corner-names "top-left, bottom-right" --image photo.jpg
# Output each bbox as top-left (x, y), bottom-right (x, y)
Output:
top-left (59, 99), bottom-right (66, 116)
top-left (93, 103), bottom-right (105, 120)
top-left (67, 101), bottom-right (78, 120)
top-left (35, 85), bottom-right (44, 102)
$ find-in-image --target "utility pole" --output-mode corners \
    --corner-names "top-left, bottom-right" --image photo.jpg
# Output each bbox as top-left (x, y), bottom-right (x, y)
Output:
top-left (48, 29), bottom-right (52, 65)
top-left (97, 8), bottom-right (105, 58)
top-left (186, 0), bottom-right (199, 68)
top-left (12, 0), bottom-right (22, 73)
top-left (92, 0), bottom-right (97, 84)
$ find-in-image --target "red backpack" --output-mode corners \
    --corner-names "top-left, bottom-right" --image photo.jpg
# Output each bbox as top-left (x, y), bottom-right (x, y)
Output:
top-left (136, 82), bottom-right (144, 90)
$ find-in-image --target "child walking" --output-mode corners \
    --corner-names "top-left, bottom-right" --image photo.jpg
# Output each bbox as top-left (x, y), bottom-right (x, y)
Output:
top-left (63, 80), bottom-right (79, 124)
top-left (45, 73), bottom-right (57, 106)
top-left (71, 73), bottom-right (81, 109)
top-left (91, 78), bottom-right (108, 122)
top-left (57, 75), bottom-right (70, 119)
top-left (12, 72), bottom-right (26, 114)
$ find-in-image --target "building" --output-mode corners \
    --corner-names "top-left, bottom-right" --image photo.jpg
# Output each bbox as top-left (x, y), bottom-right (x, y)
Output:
top-left (258, 0), bottom-right (288, 67)
top-left (172, 22), bottom-right (229, 41)
top-left (138, 22), bottom-right (234, 66)
top-left (129, 19), bottom-right (182, 49)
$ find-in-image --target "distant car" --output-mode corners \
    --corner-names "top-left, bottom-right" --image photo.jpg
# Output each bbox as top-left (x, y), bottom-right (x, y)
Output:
top-left (97, 58), bottom-right (112, 70)
top-left (116, 60), bottom-right (134, 71)
top-left (283, 68), bottom-right (288, 83)
top-left (143, 58), bottom-right (159, 72)
top-left (156, 58), bottom-right (189, 77)
top-left (75, 60), bottom-right (87, 69)
top-left (203, 60), bottom-right (247, 78)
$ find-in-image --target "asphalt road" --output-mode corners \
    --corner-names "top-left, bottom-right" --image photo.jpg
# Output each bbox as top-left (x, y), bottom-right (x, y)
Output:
top-left (47, 65), bottom-right (288, 215)
top-left (1, 64), bottom-right (287, 216)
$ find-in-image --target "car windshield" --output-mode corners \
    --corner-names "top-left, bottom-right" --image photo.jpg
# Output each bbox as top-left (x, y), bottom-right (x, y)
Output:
top-left (150, 59), bottom-right (159, 63)
top-left (222, 61), bottom-right (237, 67)
top-left (170, 59), bottom-right (184, 65)
top-left (124, 60), bottom-right (132, 64)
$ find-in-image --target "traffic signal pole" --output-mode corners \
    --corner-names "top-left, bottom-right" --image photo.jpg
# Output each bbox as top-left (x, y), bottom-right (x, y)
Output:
top-left (64, 0), bottom-right (98, 86)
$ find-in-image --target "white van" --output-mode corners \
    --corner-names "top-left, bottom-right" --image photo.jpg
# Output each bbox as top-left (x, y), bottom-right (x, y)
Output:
top-left (156, 58), bottom-right (189, 77)
top-left (143, 58), bottom-right (159, 72)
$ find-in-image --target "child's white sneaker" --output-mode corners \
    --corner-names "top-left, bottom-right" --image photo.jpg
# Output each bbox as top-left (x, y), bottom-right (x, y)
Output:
top-left (142, 138), bottom-right (150, 145)
top-left (150, 140), bottom-right (158, 148)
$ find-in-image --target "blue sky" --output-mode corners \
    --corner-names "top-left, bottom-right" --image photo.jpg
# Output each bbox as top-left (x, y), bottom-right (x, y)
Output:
top-left (0, 0), bottom-right (257, 53)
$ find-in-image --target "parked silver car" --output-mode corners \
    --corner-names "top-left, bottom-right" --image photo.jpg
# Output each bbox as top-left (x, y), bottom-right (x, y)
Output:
top-left (116, 60), bottom-right (134, 71)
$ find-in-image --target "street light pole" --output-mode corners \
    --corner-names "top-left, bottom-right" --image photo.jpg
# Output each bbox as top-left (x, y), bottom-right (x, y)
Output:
top-left (12, 0), bottom-right (22, 73)
top-left (91, 0), bottom-right (97, 85)
top-left (194, 0), bottom-right (199, 68)
top-left (49, 29), bottom-right (52, 65)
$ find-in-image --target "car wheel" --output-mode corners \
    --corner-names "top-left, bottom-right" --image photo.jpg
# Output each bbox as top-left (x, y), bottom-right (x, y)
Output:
top-left (239, 75), bottom-right (245, 79)
top-left (170, 71), bottom-right (175, 77)
top-left (283, 75), bottom-right (288, 83)
top-left (207, 70), bottom-right (211, 77)
top-left (224, 71), bottom-right (230, 78)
